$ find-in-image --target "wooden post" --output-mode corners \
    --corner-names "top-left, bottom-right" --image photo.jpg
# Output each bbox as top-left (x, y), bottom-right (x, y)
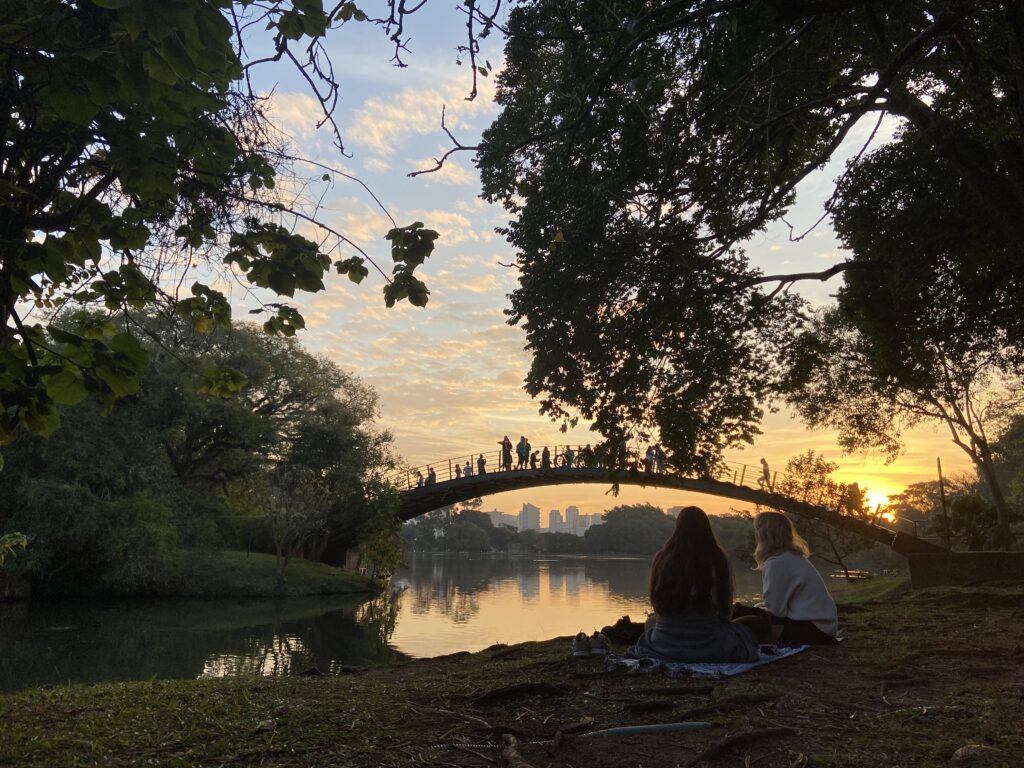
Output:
top-left (937, 457), bottom-right (952, 550)
top-left (739, 465), bottom-right (746, 487)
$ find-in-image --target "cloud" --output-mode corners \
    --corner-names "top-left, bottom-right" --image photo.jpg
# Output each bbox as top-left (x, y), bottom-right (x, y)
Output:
top-left (406, 209), bottom-right (492, 246)
top-left (348, 73), bottom-right (497, 163)
top-left (408, 154), bottom-right (476, 185)
top-left (264, 91), bottom-right (322, 142)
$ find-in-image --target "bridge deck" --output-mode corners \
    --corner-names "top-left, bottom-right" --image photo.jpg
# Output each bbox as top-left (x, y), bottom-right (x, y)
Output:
top-left (397, 464), bottom-right (946, 557)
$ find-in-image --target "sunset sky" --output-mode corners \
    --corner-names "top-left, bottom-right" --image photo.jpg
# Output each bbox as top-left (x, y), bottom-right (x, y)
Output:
top-left (244, 6), bottom-right (973, 521)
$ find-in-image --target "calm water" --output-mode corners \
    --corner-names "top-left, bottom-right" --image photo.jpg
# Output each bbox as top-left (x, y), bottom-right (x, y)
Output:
top-left (0, 555), bottom-right (765, 691)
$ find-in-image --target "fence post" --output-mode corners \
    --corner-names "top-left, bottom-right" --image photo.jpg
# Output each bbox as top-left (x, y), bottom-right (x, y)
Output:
top-left (739, 465), bottom-right (746, 487)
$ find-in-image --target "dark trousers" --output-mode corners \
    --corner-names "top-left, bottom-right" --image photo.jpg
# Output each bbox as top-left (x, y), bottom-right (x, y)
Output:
top-left (732, 603), bottom-right (837, 646)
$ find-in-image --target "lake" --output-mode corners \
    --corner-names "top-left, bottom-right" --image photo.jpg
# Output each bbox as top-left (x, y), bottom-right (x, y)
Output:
top-left (0, 554), bottom-right (766, 691)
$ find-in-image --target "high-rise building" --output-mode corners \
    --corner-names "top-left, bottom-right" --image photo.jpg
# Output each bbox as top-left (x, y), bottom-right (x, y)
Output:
top-left (565, 505), bottom-right (580, 534)
top-left (519, 503), bottom-right (540, 531)
top-left (548, 508), bottom-right (563, 532)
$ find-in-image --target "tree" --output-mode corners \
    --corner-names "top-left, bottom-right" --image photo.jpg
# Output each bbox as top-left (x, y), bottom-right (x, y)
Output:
top-left (583, 503), bottom-right (674, 555)
top-left (769, 450), bottom-right (876, 579)
top-left (473, 2), bottom-right (1024, 483)
top-left (0, 317), bottom-right (396, 591)
top-left (992, 415), bottom-right (1024, 518)
top-left (780, 123), bottom-right (1024, 548)
top-left (0, 532), bottom-right (27, 568)
top-left (444, 517), bottom-right (492, 552)
top-left (243, 469), bottom-right (329, 590)
top-left (1, 0), bottom-right (437, 450)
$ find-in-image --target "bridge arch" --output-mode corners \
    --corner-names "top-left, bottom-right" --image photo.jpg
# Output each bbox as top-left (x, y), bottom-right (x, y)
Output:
top-left (395, 451), bottom-right (944, 556)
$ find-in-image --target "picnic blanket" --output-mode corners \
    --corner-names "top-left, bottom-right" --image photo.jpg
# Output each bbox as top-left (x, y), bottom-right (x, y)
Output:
top-left (604, 644), bottom-right (809, 678)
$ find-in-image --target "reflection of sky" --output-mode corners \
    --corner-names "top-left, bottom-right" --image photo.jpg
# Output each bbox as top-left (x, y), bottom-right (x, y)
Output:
top-left (388, 556), bottom-right (764, 658)
top-left (242, 8), bottom-right (973, 518)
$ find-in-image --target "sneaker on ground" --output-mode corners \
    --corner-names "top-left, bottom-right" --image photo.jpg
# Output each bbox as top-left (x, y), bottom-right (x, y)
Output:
top-left (571, 631), bottom-right (591, 657)
top-left (589, 631), bottom-right (610, 656)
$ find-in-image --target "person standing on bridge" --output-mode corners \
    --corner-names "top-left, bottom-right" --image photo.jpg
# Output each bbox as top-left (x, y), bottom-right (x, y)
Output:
top-left (654, 444), bottom-right (665, 474)
top-left (644, 446), bottom-right (655, 473)
top-left (759, 458), bottom-right (772, 490)
top-left (426, 467), bottom-right (436, 485)
top-left (415, 470), bottom-right (424, 488)
top-left (499, 436), bottom-right (513, 471)
top-left (516, 436), bottom-right (529, 470)
top-left (477, 453), bottom-right (486, 475)
top-left (463, 459), bottom-right (473, 477)
top-left (454, 463), bottom-right (462, 480)
top-left (563, 445), bottom-right (575, 469)
top-left (541, 445), bottom-right (551, 470)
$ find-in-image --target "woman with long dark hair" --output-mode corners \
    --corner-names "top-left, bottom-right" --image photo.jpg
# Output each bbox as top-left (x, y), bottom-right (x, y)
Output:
top-left (628, 506), bottom-right (763, 662)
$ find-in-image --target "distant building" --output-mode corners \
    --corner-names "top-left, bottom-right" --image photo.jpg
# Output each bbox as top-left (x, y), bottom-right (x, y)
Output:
top-left (667, 506), bottom-right (684, 519)
top-left (519, 503), bottom-right (540, 532)
top-left (548, 509), bottom-right (563, 532)
top-left (565, 505), bottom-right (580, 534)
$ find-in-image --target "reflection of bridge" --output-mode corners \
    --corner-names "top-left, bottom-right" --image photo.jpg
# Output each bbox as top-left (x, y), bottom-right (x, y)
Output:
top-left (395, 448), bottom-right (945, 556)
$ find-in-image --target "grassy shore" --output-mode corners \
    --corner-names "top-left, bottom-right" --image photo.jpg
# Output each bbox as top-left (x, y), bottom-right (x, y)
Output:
top-left (2, 579), bottom-right (1021, 767)
top-left (150, 549), bottom-right (376, 597)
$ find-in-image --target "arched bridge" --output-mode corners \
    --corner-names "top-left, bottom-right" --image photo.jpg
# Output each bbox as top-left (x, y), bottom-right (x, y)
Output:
top-left (395, 447), bottom-right (945, 557)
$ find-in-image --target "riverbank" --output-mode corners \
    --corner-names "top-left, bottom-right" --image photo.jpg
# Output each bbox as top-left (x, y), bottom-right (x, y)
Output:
top-left (3, 580), bottom-right (1021, 767)
top-left (17, 549), bottom-right (377, 599)
top-left (154, 549), bottom-right (377, 597)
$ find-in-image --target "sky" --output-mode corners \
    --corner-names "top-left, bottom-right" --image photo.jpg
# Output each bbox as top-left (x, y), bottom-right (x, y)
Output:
top-left (240, 4), bottom-right (973, 521)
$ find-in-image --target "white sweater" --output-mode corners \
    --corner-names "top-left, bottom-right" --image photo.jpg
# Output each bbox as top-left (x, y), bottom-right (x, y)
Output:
top-left (761, 551), bottom-right (838, 636)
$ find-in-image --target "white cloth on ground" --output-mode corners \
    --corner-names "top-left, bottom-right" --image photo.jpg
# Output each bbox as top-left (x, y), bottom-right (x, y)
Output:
top-left (605, 644), bottom-right (809, 678)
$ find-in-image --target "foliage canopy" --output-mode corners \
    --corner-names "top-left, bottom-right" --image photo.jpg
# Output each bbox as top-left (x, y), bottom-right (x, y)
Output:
top-left (1, 0), bottom-right (437, 448)
top-left (474, 1), bottom-right (1024, 545)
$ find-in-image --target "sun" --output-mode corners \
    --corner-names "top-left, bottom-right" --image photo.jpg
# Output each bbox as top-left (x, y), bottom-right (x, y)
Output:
top-left (864, 491), bottom-right (894, 521)
top-left (865, 491), bottom-right (890, 509)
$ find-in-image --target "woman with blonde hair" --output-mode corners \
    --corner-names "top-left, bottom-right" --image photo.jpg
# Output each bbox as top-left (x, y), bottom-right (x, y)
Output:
top-left (750, 511), bottom-right (838, 645)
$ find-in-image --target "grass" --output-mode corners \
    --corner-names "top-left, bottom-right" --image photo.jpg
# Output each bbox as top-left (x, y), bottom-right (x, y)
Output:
top-left (2, 582), bottom-right (1021, 767)
top-left (151, 549), bottom-right (376, 597)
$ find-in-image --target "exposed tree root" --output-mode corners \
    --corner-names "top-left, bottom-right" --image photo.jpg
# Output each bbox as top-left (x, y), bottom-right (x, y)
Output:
top-left (687, 727), bottom-right (798, 766)
top-left (473, 682), bottom-right (569, 707)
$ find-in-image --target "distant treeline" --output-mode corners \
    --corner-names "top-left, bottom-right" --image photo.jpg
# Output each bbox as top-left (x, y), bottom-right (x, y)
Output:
top-left (402, 503), bottom-right (905, 574)
top-left (403, 504), bottom-right (753, 560)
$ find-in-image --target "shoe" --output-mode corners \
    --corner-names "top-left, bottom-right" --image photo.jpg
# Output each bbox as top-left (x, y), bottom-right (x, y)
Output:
top-left (571, 631), bottom-right (591, 657)
top-left (589, 631), bottom-right (610, 656)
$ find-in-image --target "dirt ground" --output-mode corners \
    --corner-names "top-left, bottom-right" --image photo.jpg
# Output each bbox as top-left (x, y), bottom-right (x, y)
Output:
top-left (2, 583), bottom-right (1022, 767)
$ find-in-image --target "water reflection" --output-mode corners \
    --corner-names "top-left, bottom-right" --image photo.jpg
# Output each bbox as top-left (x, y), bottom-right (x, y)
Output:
top-left (0, 555), bottom-right (765, 691)
top-left (0, 594), bottom-right (402, 691)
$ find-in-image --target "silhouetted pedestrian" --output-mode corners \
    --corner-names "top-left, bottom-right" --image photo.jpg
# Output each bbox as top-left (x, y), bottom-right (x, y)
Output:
top-left (477, 453), bottom-right (487, 475)
top-left (415, 470), bottom-right (425, 488)
top-left (541, 446), bottom-right (551, 469)
top-left (516, 436), bottom-right (529, 469)
top-left (563, 445), bottom-right (575, 468)
top-left (644, 446), bottom-right (655, 473)
top-left (499, 435), bottom-right (513, 471)
top-left (654, 444), bottom-right (665, 474)
top-left (759, 458), bottom-right (771, 490)
top-left (426, 467), bottom-right (436, 485)
top-left (464, 460), bottom-right (473, 477)
top-left (530, 450), bottom-right (538, 470)
top-left (454, 463), bottom-right (462, 479)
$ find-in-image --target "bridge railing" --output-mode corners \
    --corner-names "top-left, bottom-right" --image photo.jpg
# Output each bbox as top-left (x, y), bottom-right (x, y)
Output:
top-left (391, 446), bottom-right (789, 497)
